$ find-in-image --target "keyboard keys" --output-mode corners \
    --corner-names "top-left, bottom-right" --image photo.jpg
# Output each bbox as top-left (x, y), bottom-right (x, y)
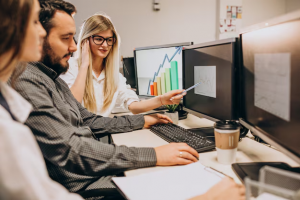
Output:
top-left (150, 123), bottom-right (215, 152)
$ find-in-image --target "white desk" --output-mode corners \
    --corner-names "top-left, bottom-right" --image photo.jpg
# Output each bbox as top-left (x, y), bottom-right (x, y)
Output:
top-left (111, 114), bottom-right (299, 184)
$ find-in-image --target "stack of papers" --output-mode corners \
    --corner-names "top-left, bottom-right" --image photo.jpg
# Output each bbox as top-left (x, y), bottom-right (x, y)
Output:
top-left (112, 162), bottom-right (223, 200)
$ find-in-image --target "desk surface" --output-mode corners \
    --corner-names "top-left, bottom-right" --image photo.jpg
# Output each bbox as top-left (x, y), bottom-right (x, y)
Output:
top-left (111, 113), bottom-right (299, 184)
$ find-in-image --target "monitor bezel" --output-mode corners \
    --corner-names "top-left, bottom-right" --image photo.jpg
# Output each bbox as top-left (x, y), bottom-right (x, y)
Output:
top-left (182, 38), bottom-right (240, 121)
top-left (134, 42), bottom-right (193, 96)
top-left (239, 10), bottom-right (300, 164)
top-left (122, 57), bottom-right (136, 89)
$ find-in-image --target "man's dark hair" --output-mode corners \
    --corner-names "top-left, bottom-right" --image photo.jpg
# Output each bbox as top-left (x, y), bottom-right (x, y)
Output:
top-left (39, 0), bottom-right (76, 34)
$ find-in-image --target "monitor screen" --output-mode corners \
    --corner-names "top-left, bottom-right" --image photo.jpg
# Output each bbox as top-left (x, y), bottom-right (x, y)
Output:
top-left (183, 39), bottom-right (239, 120)
top-left (241, 19), bottom-right (300, 158)
top-left (135, 46), bottom-right (183, 96)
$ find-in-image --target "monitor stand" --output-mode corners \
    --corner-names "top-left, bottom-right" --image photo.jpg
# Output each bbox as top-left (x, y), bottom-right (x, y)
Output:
top-left (232, 162), bottom-right (300, 183)
top-left (177, 103), bottom-right (188, 120)
top-left (189, 127), bottom-right (215, 142)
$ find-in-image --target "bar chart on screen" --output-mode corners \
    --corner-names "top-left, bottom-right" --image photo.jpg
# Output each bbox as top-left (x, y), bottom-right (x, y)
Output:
top-left (149, 61), bottom-right (179, 95)
top-left (135, 46), bottom-right (183, 96)
top-left (148, 48), bottom-right (181, 95)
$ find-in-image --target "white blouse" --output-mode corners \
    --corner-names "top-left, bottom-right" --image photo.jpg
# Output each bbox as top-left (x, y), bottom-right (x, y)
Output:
top-left (0, 81), bottom-right (83, 200)
top-left (60, 57), bottom-right (139, 117)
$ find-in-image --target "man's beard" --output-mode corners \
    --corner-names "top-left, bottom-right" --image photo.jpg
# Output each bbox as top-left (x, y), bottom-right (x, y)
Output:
top-left (41, 39), bottom-right (72, 76)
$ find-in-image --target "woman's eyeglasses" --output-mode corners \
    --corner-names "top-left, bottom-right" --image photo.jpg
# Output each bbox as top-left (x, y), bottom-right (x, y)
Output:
top-left (91, 35), bottom-right (116, 46)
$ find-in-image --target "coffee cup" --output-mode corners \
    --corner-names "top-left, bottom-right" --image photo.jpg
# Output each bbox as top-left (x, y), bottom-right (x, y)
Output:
top-left (214, 120), bottom-right (240, 164)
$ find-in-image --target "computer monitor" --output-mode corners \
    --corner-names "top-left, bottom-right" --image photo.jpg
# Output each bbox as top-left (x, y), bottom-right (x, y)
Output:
top-left (183, 38), bottom-right (240, 121)
top-left (122, 57), bottom-right (137, 89)
top-left (134, 42), bottom-right (193, 96)
top-left (239, 11), bottom-right (300, 164)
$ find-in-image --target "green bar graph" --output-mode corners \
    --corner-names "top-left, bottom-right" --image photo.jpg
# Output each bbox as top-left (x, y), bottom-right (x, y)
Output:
top-left (161, 72), bottom-right (166, 94)
top-left (165, 68), bottom-right (171, 92)
top-left (170, 61), bottom-right (179, 90)
top-left (156, 65), bottom-right (179, 95)
top-left (146, 47), bottom-right (183, 95)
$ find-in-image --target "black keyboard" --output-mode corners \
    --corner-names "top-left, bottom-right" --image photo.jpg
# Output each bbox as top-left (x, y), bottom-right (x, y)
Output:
top-left (150, 123), bottom-right (215, 152)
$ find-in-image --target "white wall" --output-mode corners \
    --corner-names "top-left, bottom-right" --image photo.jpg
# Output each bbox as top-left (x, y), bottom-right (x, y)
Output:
top-left (68, 0), bottom-right (217, 57)
top-left (242, 0), bottom-right (286, 28)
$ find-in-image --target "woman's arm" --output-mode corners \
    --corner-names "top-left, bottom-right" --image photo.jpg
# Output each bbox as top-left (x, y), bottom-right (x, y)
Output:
top-left (69, 40), bottom-right (89, 102)
top-left (128, 90), bottom-right (185, 114)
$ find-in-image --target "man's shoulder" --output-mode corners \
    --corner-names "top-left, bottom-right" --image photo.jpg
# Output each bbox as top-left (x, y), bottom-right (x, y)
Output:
top-left (56, 77), bottom-right (71, 91)
top-left (12, 63), bottom-right (55, 95)
top-left (19, 63), bottom-right (51, 82)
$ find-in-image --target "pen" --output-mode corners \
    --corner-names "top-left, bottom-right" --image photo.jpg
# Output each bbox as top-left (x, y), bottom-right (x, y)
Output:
top-left (205, 167), bottom-right (233, 180)
top-left (170, 81), bottom-right (201, 100)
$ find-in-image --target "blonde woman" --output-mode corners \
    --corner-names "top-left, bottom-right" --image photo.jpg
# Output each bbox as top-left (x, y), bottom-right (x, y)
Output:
top-left (60, 14), bottom-right (184, 116)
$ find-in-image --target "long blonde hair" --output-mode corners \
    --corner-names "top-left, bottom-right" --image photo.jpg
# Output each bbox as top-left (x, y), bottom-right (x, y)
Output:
top-left (75, 14), bottom-right (120, 113)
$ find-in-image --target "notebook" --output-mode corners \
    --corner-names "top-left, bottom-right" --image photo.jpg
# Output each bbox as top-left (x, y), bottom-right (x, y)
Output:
top-left (112, 162), bottom-right (224, 200)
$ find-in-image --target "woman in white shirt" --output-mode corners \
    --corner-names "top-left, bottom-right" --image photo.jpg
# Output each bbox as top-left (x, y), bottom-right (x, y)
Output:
top-left (0, 0), bottom-right (82, 199)
top-left (60, 14), bottom-right (185, 116)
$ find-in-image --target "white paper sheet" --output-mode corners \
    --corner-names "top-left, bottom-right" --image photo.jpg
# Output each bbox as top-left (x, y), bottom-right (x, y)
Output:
top-left (112, 162), bottom-right (222, 200)
top-left (231, 6), bottom-right (236, 13)
top-left (220, 19), bottom-right (225, 26)
top-left (231, 19), bottom-right (237, 25)
top-left (230, 26), bottom-right (236, 32)
top-left (219, 26), bottom-right (225, 33)
top-left (194, 66), bottom-right (216, 98)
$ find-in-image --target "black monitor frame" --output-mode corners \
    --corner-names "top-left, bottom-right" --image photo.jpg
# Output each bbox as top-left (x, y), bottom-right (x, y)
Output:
top-left (122, 57), bottom-right (137, 89)
top-left (239, 10), bottom-right (300, 164)
top-left (134, 42), bottom-right (193, 96)
top-left (182, 38), bottom-right (241, 121)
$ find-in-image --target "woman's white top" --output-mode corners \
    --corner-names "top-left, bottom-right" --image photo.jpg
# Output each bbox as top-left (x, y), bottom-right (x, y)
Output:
top-left (60, 57), bottom-right (139, 117)
top-left (0, 81), bottom-right (83, 200)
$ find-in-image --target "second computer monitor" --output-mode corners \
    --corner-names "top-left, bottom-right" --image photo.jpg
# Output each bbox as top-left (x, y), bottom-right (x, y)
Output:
top-left (183, 38), bottom-right (240, 120)
top-left (240, 12), bottom-right (300, 162)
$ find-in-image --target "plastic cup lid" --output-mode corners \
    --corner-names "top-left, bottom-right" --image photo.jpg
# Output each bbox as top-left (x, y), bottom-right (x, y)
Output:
top-left (214, 120), bottom-right (240, 130)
